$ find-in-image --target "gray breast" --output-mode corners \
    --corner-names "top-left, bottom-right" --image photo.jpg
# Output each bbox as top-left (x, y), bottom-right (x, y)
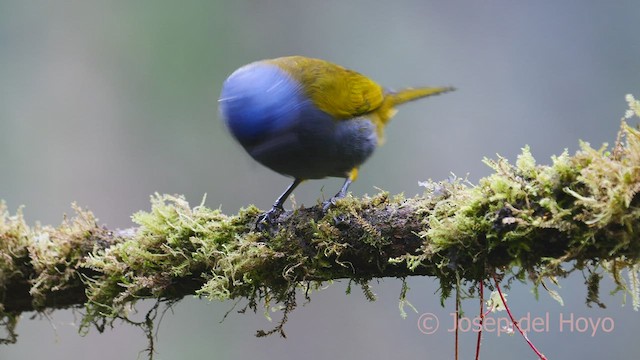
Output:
top-left (246, 116), bottom-right (378, 180)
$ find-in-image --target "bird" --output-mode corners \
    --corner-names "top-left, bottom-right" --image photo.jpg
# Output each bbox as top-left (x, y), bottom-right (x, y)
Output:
top-left (218, 56), bottom-right (453, 225)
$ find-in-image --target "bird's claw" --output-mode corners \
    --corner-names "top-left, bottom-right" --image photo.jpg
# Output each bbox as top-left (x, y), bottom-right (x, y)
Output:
top-left (321, 198), bottom-right (335, 212)
top-left (255, 206), bottom-right (283, 231)
top-left (322, 192), bottom-right (346, 212)
top-left (321, 196), bottom-right (351, 226)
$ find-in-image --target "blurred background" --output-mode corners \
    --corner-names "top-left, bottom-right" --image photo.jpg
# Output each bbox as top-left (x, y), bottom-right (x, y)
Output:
top-left (1, 1), bottom-right (639, 359)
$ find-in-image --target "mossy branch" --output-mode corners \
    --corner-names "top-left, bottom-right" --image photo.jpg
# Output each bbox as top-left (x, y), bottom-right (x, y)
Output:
top-left (2, 100), bottom-right (640, 343)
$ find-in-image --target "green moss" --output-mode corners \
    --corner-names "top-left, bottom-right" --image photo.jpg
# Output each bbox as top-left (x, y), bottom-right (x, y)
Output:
top-left (0, 203), bottom-right (30, 294)
top-left (0, 202), bottom-right (30, 344)
top-left (29, 204), bottom-right (103, 308)
top-left (418, 119), bottom-right (640, 306)
top-left (386, 96), bottom-right (640, 308)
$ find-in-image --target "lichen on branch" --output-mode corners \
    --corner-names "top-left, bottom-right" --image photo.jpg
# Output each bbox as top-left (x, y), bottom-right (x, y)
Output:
top-left (1, 96), bottom-right (640, 344)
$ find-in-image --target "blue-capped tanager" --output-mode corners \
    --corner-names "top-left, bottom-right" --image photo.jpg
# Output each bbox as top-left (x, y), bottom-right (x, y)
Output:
top-left (219, 56), bottom-right (453, 224)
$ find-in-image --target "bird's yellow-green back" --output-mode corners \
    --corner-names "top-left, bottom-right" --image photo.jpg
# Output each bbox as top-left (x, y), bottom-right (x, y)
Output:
top-left (268, 56), bottom-right (453, 141)
top-left (267, 56), bottom-right (385, 119)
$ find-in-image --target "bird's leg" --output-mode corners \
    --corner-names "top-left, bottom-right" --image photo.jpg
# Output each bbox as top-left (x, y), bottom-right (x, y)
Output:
top-left (256, 178), bottom-right (302, 228)
top-left (322, 168), bottom-right (358, 211)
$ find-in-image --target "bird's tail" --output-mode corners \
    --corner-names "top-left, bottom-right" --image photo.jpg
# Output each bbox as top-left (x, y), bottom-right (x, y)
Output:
top-left (371, 86), bottom-right (454, 142)
top-left (386, 86), bottom-right (455, 107)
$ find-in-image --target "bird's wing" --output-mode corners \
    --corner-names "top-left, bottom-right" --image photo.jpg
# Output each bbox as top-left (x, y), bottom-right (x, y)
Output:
top-left (269, 56), bottom-right (385, 120)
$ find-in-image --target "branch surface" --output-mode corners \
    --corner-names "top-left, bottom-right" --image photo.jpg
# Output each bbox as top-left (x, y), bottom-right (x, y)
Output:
top-left (2, 120), bottom-right (640, 341)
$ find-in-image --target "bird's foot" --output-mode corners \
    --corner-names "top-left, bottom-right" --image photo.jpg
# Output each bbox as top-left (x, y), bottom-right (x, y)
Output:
top-left (321, 195), bottom-right (351, 226)
top-left (321, 198), bottom-right (336, 212)
top-left (322, 176), bottom-right (353, 212)
top-left (321, 192), bottom-right (347, 212)
top-left (255, 206), bottom-right (284, 231)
